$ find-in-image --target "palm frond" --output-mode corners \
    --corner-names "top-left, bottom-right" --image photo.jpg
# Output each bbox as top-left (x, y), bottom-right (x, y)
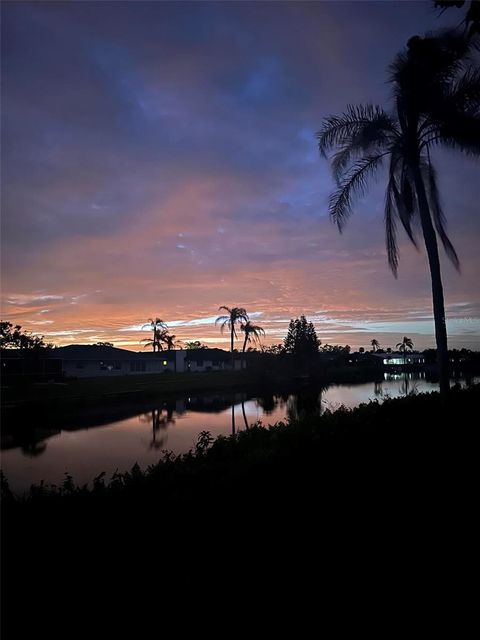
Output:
top-left (329, 153), bottom-right (386, 230)
top-left (330, 116), bottom-right (398, 182)
top-left (385, 176), bottom-right (399, 277)
top-left (390, 29), bottom-right (478, 113)
top-left (422, 158), bottom-right (461, 271)
top-left (447, 67), bottom-right (480, 111)
top-left (317, 104), bottom-right (394, 158)
top-left (215, 316), bottom-right (229, 333)
top-left (392, 160), bottom-right (419, 247)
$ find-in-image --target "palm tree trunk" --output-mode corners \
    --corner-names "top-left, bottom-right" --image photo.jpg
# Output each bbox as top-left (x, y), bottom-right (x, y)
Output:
top-left (412, 164), bottom-right (449, 399)
top-left (241, 400), bottom-right (248, 430)
top-left (231, 326), bottom-right (234, 370)
top-left (242, 333), bottom-right (248, 370)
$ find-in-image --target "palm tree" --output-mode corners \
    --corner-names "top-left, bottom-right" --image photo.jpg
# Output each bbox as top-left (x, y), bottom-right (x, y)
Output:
top-left (240, 321), bottom-right (265, 353)
top-left (317, 29), bottom-right (480, 399)
top-left (371, 339), bottom-right (380, 352)
top-left (396, 336), bottom-right (415, 365)
top-left (158, 330), bottom-right (178, 350)
top-left (215, 306), bottom-right (249, 368)
top-left (142, 318), bottom-right (166, 353)
top-left (185, 340), bottom-right (205, 349)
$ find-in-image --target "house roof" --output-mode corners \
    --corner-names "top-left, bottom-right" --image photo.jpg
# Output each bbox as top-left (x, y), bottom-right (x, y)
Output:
top-left (52, 345), bottom-right (177, 361)
top-left (2, 344), bottom-right (237, 362)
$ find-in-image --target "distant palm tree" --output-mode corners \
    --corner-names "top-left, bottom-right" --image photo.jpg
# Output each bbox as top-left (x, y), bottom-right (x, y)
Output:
top-left (240, 321), bottom-right (265, 353)
top-left (215, 306), bottom-right (249, 368)
top-left (396, 336), bottom-right (414, 365)
top-left (142, 318), bottom-right (166, 353)
top-left (158, 330), bottom-right (178, 350)
top-left (185, 340), bottom-right (206, 349)
top-left (371, 339), bottom-right (380, 352)
top-left (317, 29), bottom-right (480, 399)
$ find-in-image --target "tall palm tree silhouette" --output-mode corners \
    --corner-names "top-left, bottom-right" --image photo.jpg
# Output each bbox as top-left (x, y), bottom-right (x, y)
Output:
top-left (396, 336), bottom-right (414, 365)
top-left (215, 306), bottom-right (249, 368)
top-left (317, 30), bottom-right (479, 398)
top-left (142, 318), bottom-right (166, 353)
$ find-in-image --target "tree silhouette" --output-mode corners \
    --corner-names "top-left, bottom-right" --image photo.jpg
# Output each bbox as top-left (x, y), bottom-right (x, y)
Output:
top-left (283, 316), bottom-right (320, 357)
top-left (185, 340), bottom-right (206, 349)
top-left (396, 336), bottom-right (415, 365)
top-left (371, 339), bottom-right (380, 352)
top-left (434, 1), bottom-right (480, 37)
top-left (0, 321), bottom-right (51, 350)
top-left (240, 321), bottom-right (265, 353)
top-left (142, 318), bottom-right (166, 352)
top-left (215, 306), bottom-right (249, 368)
top-left (317, 29), bottom-right (479, 398)
top-left (157, 330), bottom-right (178, 350)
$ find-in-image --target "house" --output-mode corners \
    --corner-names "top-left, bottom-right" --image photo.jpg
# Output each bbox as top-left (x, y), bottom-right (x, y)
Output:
top-left (46, 345), bottom-right (246, 378)
top-left (53, 345), bottom-right (183, 377)
top-left (184, 348), bottom-right (245, 372)
top-left (370, 352), bottom-right (425, 366)
top-left (2, 344), bottom-right (247, 379)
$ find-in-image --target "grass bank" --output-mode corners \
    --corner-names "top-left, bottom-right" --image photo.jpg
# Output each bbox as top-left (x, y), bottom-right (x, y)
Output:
top-left (3, 385), bottom-right (475, 627)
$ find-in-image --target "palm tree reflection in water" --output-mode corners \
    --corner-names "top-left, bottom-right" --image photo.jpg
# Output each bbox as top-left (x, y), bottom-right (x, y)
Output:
top-left (139, 406), bottom-right (176, 450)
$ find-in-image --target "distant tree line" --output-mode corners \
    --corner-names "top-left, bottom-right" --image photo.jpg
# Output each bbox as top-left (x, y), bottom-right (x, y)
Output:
top-left (0, 321), bottom-right (51, 350)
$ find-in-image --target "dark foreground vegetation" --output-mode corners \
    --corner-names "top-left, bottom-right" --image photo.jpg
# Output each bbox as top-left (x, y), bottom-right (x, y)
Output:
top-left (2, 385), bottom-right (477, 629)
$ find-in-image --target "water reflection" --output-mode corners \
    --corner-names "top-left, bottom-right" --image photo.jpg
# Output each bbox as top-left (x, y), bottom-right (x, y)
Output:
top-left (1, 374), bottom-right (478, 492)
top-left (139, 406), bottom-right (175, 450)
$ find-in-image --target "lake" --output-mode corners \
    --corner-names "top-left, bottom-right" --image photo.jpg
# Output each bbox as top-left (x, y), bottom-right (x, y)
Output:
top-left (1, 372), bottom-right (476, 494)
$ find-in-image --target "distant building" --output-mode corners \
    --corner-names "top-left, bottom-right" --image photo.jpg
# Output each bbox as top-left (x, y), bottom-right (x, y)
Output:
top-left (50, 345), bottom-right (181, 377)
top-left (1, 345), bottom-right (247, 379)
top-left (370, 352), bottom-right (425, 366)
top-left (184, 348), bottom-right (245, 372)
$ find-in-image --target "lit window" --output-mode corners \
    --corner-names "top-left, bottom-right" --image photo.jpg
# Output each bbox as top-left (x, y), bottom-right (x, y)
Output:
top-left (163, 360), bottom-right (167, 366)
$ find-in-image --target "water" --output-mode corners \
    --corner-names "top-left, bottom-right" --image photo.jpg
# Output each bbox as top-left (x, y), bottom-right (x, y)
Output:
top-left (1, 373), bottom-right (476, 493)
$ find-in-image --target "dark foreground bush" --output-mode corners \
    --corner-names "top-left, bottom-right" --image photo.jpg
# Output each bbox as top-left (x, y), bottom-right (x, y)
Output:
top-left (2, 386), bottom-right (477, 631)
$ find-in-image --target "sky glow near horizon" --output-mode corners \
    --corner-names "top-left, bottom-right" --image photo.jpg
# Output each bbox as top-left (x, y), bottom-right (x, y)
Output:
top-left (1, 1), bottom-right (479, 352)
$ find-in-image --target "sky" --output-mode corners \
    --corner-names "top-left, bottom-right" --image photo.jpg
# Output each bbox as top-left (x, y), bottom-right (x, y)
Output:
top-left (1, 0), bottom-right (479, 352)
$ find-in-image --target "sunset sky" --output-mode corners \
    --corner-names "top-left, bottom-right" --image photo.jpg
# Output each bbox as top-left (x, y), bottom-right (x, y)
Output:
top-left (2, 0), bottom-right (479, 351)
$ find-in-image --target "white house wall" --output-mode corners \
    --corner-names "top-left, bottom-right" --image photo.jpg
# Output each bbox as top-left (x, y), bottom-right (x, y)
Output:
top-left (62, 359), bottom-right (176, 378)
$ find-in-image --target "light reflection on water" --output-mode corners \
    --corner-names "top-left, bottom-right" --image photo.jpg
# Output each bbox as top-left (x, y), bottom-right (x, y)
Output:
top-left (1, 374), bottom-right (476, 493)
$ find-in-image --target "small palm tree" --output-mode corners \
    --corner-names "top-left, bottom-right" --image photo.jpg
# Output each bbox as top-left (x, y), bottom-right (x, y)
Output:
top-left (215, 306), bottom-right (249, 368)
top-left (371, 339), bottom-right (380, 352)
top-left (317, 29), bottom-right (480, 399)
top-left (142, 317), bottom-right (166, 353)
top-left (141, 328), bottom-right (165, 352)
top-left (185, 340), bottom-right (205, 349)
top-left (158, 330), bottom-right (178, 350)
top-left (240, 321), bottom-right (265, 353)
top-left (396, 336), bottom-right (414, 365)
